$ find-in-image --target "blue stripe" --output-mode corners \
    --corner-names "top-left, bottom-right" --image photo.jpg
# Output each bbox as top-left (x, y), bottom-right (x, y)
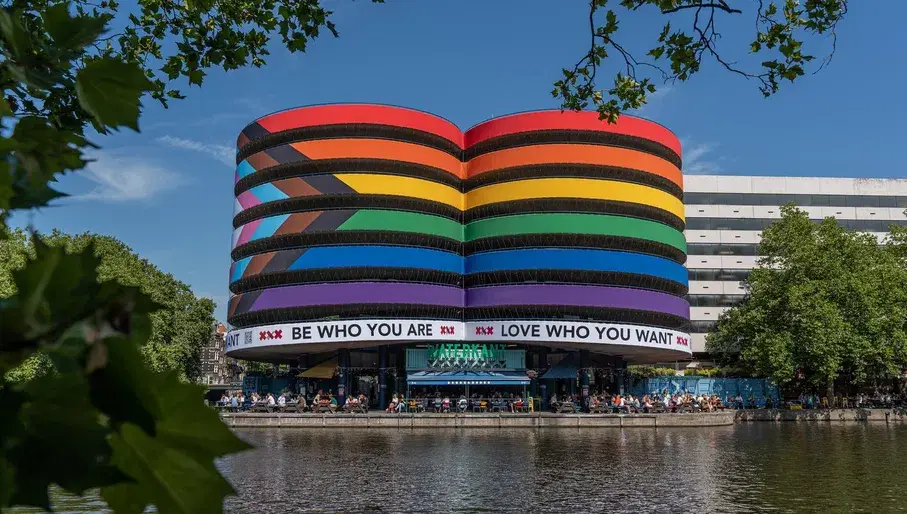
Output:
top-left (466, 248), bottom-right (688, 285)
top-left (236, 160), bottom-right (255, 179)
top-left (250, 214), bottom-right (290, 241)
top-left (248, 183), bottom-right (288, 203)
top-left (288, 246), bottom-right (462, 274)
top-left (231, 257), bottom-right (251, 283)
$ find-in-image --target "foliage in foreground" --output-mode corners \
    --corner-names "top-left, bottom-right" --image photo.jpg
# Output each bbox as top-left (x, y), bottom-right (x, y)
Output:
top-left (707, 206), bottom-right (907, 391)
top-left (1, 229), bottom-right (216, 383)
top-left (557, 0), bottom-right (848, 121)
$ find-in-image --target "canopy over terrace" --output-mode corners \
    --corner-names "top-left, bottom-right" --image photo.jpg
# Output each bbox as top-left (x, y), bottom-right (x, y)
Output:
top-left (407, 370), bottom-right (530, 386)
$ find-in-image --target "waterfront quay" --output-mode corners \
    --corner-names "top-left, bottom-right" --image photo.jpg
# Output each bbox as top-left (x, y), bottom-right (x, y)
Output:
top-left (220, 408), bottom-right (907, 429)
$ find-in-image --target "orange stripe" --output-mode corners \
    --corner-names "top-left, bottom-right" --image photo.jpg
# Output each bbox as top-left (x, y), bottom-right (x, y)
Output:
top-left (466, 144), bottom-right (683, 188)
top-left (290, 139), bottom-right (465, 178)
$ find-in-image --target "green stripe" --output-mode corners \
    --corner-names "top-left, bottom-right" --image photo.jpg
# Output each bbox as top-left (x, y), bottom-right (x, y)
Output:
top-left (338, 210), bottom-right (464, 241)
top-left (465, 213), bottom-right (687, 252)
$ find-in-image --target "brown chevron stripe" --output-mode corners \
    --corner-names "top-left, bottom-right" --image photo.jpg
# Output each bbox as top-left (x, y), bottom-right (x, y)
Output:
top-left (237, 132), bottom-right (251, 150)
top-left (271, 177), bottom-right (321, 197)
top-left (246, 151), bottom-right (280, 170)
top-left (274, 211), bottom-right (323, 235)
top-left (303, 174), bottom-right (356, 195)
top-left (265, 144), bottom-right (306, 164)
top-left (261, 248), bottom-right (308, 274)
top-left (230, 291), bottom-right (262, 318)
top-left (244, 252), bottom-right (278, 278)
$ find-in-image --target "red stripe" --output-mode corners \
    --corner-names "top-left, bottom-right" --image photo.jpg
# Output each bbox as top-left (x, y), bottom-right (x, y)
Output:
top-left (464, 110), bottom-right (681, 159)
top-left (254, 104), bottom-right (464, 149)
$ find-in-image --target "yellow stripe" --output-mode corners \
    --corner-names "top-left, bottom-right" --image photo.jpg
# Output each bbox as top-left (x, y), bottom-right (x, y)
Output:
top-left (335, 174), bottom-right (464, 210)
top-left (466, 178), bottom-right (685, 220)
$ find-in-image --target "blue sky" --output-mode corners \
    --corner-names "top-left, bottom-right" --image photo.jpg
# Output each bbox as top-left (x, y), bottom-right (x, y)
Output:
top-left (13, 1), bottom-right (907, 322)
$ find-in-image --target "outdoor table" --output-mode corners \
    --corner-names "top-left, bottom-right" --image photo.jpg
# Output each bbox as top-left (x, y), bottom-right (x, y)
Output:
top-left (556, 402), bottom-right (576, 413)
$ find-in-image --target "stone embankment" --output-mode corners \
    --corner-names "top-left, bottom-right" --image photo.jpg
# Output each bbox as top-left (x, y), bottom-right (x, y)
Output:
top-left (736, 408), bottom-right (906, 424)
top-left (220, 411), bottom-right (736, 428)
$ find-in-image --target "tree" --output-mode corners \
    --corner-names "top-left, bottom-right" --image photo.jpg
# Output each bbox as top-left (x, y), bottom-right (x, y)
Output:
top-left (1, 228), bottom-right (216, 383)
top-left (706, 206), bottom-right (907, 394)
top-left (556, 0), bottom-right (848, 121)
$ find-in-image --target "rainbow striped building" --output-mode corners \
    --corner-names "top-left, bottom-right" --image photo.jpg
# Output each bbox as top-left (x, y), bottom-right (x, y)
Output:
top-left (227, 104), bottom-right (691, 403)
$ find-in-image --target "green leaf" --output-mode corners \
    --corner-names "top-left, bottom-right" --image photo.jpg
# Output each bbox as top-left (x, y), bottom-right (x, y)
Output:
top-left (43, 3), bottom-right (109, 50)
top-left (0, 10), bottom-right (32, 58)
top-left (102, 422), bottom-right (240, 514)
top-left (6, 373), bottom-right (127, 509)
top-left (75, 57), bottom-right (153, 131)
top-left (154, 372), bottom-right (251, 461)
top-left (89, 336), bottom-right (162, 436)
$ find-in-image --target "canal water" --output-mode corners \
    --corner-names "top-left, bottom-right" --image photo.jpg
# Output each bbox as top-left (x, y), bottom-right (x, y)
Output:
top-left (32, 424), bottom-right (907, 513)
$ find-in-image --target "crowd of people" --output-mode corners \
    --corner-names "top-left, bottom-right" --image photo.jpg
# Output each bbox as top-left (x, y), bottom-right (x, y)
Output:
top-left (386, 392), bottom-right (528, 413)
top-left (214, 388), bottom-right (905, 414)
top-left (214, 390), bottom-right (370, 413)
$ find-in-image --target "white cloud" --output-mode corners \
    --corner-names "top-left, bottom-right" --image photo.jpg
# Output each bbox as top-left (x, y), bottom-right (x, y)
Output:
top-left (157, 135), bottom-right (235, 167)
top-left (76, 151), bottom-right (184, 202)
top-left (681, 139), bottom-right (723, 174)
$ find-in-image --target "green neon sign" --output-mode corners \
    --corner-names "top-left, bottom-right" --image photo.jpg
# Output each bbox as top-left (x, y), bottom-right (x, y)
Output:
top-left (427, 344), bottom-right (506, 369)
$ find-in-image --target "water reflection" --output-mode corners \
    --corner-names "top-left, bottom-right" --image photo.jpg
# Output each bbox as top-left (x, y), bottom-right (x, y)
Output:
top-left (14, 424), bottom-right (907, 513)
top-left (221, 425), bottom-right (905, 513)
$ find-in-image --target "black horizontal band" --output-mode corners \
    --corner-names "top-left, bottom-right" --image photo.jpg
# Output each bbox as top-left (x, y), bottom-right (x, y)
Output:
top-left (235, 158), bottom-right (462, 196)
top-left (464, 163), bottom-right (682, 199)
top-left (465, 306), bottom-right (689, 331)
top-left (464, 198), bottom-right (685, 232)
top-left (233, 195), bottom-right (462, 228)
top-left (230, 268), bottom-right (462, 294)
top-left (466, 129), bottom-right (682, 169)
top-left (231, 231), bottom-right (462, 261)
top-left (228, 304), bottom-right (464, 328)
top-left (463, 270), bottom-right (688, 297)
top-left (227, 305), bottom-right (688, 331)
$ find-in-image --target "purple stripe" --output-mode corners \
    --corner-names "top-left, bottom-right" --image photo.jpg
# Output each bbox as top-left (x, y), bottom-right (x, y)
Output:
top-left (466, 285), bottom-right (690, 319)
top-left (247, 282), bottom-right (464, 311)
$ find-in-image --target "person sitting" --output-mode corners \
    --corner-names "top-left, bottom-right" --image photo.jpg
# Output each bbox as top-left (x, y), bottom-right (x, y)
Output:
top-left (396, 396), bottom-right (407, 413)
top-left (458, 396), bottom-right (468, 412)
top-left (442, 397), bottom-right (451, 413)
top-left (387, 394), bottom-right (399, 413)
top-left (277, 393), bottom-right (287, 408)
top-left (267, 393), bottom-right (276, 407)
top-left (230, 394), bottom-right (239, 411)
top-left (328, 394), bottom-right (338, 412)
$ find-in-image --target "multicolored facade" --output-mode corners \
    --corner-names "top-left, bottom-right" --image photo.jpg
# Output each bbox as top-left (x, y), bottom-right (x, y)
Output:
top-left (227, 104), bottom-right (690, 401)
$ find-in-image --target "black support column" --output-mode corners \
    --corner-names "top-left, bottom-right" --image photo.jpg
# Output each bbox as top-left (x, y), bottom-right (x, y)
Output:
top-left (378, 345), bottom-right (388, 409)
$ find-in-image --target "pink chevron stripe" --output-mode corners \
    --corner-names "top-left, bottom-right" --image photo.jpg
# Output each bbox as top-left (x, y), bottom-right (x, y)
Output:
top-left (234, 218), bottom-right (263, 248)
top-left (236, 190), bottom-right (261, 210)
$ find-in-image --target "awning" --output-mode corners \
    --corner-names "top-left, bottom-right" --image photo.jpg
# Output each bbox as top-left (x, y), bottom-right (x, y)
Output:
top-left (407, 370), bottom-right (529, 386)
top-left (300, 359), bottom-right (337, 379)
top-left (541, 353), bottom-right (578, 380)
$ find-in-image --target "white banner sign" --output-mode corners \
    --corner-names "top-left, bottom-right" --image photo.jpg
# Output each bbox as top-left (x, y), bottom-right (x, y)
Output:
top-left (466, 321), bottom-right (691, 354)
top-left (226, 319), bottom-right (691, 355)
top-left (226, 319), bottom-right (461, 352)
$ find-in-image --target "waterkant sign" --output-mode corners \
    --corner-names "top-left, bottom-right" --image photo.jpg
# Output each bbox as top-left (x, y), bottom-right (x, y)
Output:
top-left (225, 320), bottom-right (692, 356)
top-left (428, 344), bottom-right (506, 369)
